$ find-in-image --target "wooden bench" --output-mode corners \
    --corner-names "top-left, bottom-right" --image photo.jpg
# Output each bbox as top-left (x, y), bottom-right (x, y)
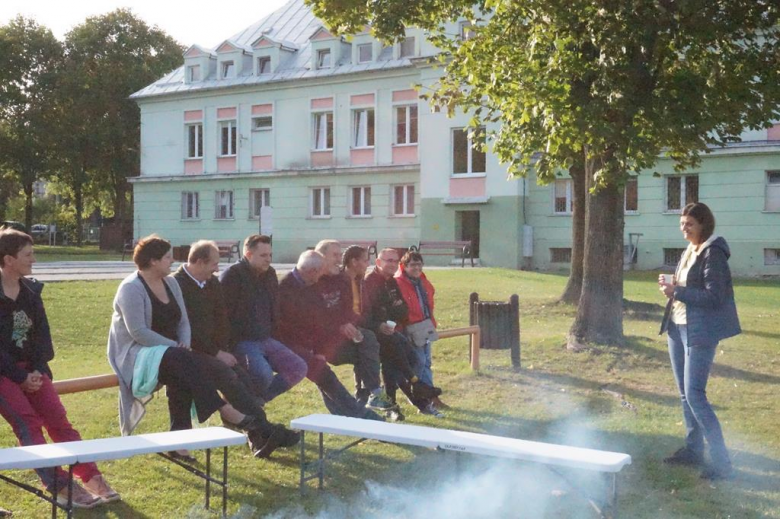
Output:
top-left (122, 239), bottom-right (241, 263)
top-left (0, 427), bottom-right (246, 518)
top-left (292, 414), bottom-right (631, 516)
top-left (410, 240), bottom-right (475, 267)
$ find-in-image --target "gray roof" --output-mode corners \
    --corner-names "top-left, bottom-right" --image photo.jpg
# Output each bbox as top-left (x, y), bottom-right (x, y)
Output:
top-left (131, 0), bottom-right (418, 100)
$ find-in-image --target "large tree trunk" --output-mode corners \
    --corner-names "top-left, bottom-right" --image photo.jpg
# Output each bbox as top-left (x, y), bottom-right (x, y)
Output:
top-left (568, 162), bottom-right (625, 347)
top-left (559, 159), bottom-right (587, 305)
top-left (23, 181), bottom-right (34, 231)
top-left (74, 182), bottom-right (84, 247)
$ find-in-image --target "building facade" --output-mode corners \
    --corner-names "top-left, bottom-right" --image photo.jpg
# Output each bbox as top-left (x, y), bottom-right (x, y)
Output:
top-left (131, 0), bottom-right (780, 275)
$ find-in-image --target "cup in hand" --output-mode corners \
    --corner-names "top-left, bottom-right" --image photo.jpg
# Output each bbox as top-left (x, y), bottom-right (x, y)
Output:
top-left (352, 328), bottom-right (364, 343)
top-left (661, 274), bottom-right (674, 285)
top-left (386, 320), bottom-right (396, 332)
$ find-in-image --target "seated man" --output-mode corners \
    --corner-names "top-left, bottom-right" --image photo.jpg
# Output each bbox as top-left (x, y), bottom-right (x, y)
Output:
top-left (173, 239), bottom-right (300, 457)
top-left (311, 240), bottom-right (392, 411)
top-left (219, 235), bottom-right (306, 403)
top-left (276, 251), bottom-right (382, 420)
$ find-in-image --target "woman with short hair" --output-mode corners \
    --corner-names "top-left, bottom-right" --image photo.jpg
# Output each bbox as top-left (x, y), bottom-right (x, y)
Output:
top-left (658, 202), bottom-right (741, 480)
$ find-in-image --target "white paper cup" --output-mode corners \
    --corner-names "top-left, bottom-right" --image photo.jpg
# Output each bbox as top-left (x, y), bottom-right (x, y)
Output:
top-left (386, 320), bottom-right (396, 332)
top-left (661, 274), bottom-right (673, 285)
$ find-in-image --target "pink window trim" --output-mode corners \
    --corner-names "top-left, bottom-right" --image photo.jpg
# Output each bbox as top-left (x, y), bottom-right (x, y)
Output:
top-left (217, 157), bottom-right (237, 173)
top-left (311, 150), bottom-right (334, 168)
top-left (217, 107), bottom-right (237, 119)
top-left (184, 159), bottom-right (203, 175)
top-left (311, 30), bottom-right (334, 41)
top-left (768, 124), bottom-right (780, 141)
top-left (252, 104), bottom-right (273, 115)
top-left (392, 145), bottom-right (418, 165)
top-left (350, 148), bottom-right (375, 166)
top-left (184, 110), bottom-right (203, 121)
top-left (184, 48), bottom-right (204, 58)
top-left (311, 98), bottom-right (334, 110)
top-left (350, 93), bottom-right (375, 106)
top-left (217, 42), bottom-right (236, 53)
top-left (392, 90), bottom-right (418, 103)
top-left (252, 155), bottom-right (273, 170)
top-left (449, 177), bottom-right (486, 197)
top-left (253, 38), bottom-right (274, 48)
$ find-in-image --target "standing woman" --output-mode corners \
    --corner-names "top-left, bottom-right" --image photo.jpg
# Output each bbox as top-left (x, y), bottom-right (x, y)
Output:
top-left (659, 202), bottom-right (741, 480)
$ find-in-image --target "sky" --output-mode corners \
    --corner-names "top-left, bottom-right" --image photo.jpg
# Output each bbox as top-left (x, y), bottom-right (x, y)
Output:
top-left (0, 0), bottom-right (290, 48)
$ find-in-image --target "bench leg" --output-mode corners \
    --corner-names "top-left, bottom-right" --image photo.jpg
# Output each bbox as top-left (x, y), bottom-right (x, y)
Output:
top-left (318, 432), bottom-right (324, 490)
top-left (222, 446), bottom-right (229, 519)
top-left (66, 465), bottom-right (74, 519)
top-left (51, 470), bottom-right (57, 519)
top-left (299, 431), bottom-right (306, 495)
top-left (205, 448), bottom-right (211, 510)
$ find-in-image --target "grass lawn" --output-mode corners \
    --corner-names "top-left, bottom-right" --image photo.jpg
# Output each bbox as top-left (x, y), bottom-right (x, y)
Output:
top-left (1, 269), bottom-right (778, 518)
top-left (34, 245), bottom-right (124, 262)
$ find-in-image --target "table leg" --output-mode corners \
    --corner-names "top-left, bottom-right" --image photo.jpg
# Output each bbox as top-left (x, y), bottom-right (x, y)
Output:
top-left (318, 432), bottom-right (324, 490)
top-left (51, 471), bottom-right (58, 519)
top-left (66, 464), bottom-right (74, 519)
top-left (205, 448), bottom-right (212, 510)
top-left (299, 431), bottom-right (306, 495)
top-left (222, 446), bottom-right (228, 519)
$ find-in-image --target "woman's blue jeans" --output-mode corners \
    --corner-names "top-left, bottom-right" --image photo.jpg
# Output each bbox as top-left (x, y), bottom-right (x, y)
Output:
top-left (667, 322), bottom-right (730, 467)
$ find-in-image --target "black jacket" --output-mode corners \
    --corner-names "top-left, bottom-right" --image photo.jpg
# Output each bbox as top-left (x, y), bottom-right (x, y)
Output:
top-left (219, 258), bottom-right (277, 349)
top-left (0, 276), bottom-right (54, 383)
top-left (660, 236), bottom-right (741, 345)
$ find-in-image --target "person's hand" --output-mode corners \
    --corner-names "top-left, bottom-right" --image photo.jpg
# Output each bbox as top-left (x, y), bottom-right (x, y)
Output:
top-left (175, 342), bottom-right (190, 349)
top-left (659, 282), bottom-right (675, 299)
top-left (216, 350), bottom-right (238, 367)
top-left (378, 323), bottom-right (394, 336)
top-left (340, 323), bottom-right (359, 340)
top-left (21, 372), bottom-right (43, 393)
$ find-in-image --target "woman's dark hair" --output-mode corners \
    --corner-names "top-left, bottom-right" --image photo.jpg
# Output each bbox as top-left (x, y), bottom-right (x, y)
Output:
top-left (682, 202), bottom-right (716, 241)
top-left (133, 234), bottom-right (171, 269)
top-left (0, 228), bottom-right (33, 267)
top-left (342, 245), bottom-right (367, 271)
top-left (400, 250), bottom-right (424, 266)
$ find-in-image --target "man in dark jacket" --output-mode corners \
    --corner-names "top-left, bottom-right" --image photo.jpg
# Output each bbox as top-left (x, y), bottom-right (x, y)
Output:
top-left (219, 235), bottom-right (306, 403)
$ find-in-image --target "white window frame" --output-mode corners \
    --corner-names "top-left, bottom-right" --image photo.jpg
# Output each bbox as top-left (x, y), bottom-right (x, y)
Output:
top-left (392, 184), bottom-right (415, 217)
top-left (399, 37), bottom-right (416, 58)
top-left (349, 186), bottom-right (372, 218)
top-left (316, 48), bottom-right (332, 69)
top-left (664, 174), bottom-right (699, 213)
top-left (394, 104), bottom-right (418, 145)
top-left (624, 177), bottom-right (638, 214)
top-left (765, 170), bottom-right (780, 212)
top-left (310, 187), bottom-right (331, 218)
top-left (552, 179), bottom-right (573, 215)
top-left (764, 248), bottom-right (780, 266)
top-left (186, 123), bottom-right (203, 159)
top-left (249, 188), bottom-right (271, 220)
top-left (352, 108), bottom-right (375, 148)
top-left (357, 43), bottom-right (373, 63)
top-left (219, 120), bottom-right (237, 156)
top-left (187, 65), bottom-right (201, 82)
top-left (257, 56), bottom-right (271, 75)
top-left (181, 192), bottom-right (200, 220)
top-left (452, 126), bottom-right (486, 175)
top-left (312, 111), bottom-right (334, 150)
top-left (221, 60), bottom-right (235, 79)
top-left (214, 190), bottom-right (234, 220)
top-left (252, 115), bottom-right (273, 132)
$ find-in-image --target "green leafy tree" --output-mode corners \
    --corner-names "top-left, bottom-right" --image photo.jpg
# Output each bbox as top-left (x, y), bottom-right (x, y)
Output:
top-left (0, 16), bottom-right (63, 230)
top-left (309, 0), bottom-right (780, 345)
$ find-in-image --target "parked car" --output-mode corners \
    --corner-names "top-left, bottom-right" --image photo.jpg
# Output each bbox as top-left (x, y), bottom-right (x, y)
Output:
top-left (0, 221), bottom-right (27, 233)
top-left (31, 224), bottom-right (49, 235)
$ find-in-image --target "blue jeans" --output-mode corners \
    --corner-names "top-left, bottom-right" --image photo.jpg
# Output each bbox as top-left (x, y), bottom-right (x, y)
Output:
top-left (667, 322), bottom-right (730, 467)
top-left (235, 338), bottom-right (307, 403)
top-left (411, 340), bottom-right (434, 387)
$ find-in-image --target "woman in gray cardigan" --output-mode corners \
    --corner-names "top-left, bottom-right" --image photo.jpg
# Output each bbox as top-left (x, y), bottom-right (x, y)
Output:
top-left (107, 236), bottom-right (278, 447)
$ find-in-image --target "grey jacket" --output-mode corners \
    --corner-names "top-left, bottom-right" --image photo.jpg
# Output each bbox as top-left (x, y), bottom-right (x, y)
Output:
top-left (106, 272), bottom-right (190, 436)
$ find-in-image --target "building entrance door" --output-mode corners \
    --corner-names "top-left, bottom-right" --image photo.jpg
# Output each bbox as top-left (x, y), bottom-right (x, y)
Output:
top-left (457, 211), bottom-right (480, 258)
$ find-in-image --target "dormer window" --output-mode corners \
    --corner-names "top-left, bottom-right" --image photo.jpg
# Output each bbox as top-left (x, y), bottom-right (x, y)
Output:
top-left (257, 56), bottom-right (271, 74)
top-left (400, 37), bottom-right (415, 58)
top-left (357, 43), bottom-right (372, 63)
top-left (317, 48), bottom-right (332, 69)
top-left (221, 61), bottom-right (235, 79)
top-left (187, 65), bottom-right (201, 82)
top-left (460, 22), bottom-right (476, 40)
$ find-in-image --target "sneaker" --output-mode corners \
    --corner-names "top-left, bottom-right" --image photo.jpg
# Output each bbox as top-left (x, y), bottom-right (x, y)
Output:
top-left (83, 475), bottom-right (121, 503)
top-left (432, 396), bottom-right (449, 410)
top-left (700, 463), bottom-right (734, 481)
top-left (663, 447), bottom-right (704, 467)
top-left (56, 482), bottom-right (101, 509)
top-left (411, 381), bottom-right (439, 401)
top-left (387, 407), bottom-right (405, 422)
top-left (419, 403), bottom-right (445, 418)
top-left (0, 506), bottom-right (11, 517)
top-left (366, 390), bottom-right (394, 411)
top-left (253, 425), bottom-right (301, 459)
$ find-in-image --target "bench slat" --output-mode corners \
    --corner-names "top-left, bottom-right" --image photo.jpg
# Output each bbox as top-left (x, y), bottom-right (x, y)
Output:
top-left (291, 414), bottom-right (631, 473)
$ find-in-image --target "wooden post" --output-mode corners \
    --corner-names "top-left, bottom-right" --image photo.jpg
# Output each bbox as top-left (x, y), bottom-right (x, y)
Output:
top-left (471, 326), bottom-right (481, 371)
top-left (469, 292), bottom-right (479, 361)
top-left (509, 294), bottom-right (520, 369)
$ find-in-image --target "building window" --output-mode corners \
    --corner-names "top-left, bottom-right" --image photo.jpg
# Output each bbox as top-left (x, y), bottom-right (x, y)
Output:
top-left (187, 123), bottom-right (203, 159)
top-left (187, 65), bottom-right (201, 82)
top-left (252, 116), bottom-right (273, 131)
top-left (353, 108), bottom-right (375, 148)
top-left (313, 112), bottom-right (334, 150)
top-left (357, 43), bottom-right (372, 63)
top-left (625, 177), bottom-right (638, 213)
top-left (395, 105), bottom-right (418, 145)
top-left (666, 175), bottom-right (698, 212)
top-left (350, 186), bottom-right (371, 217)
top-left (249, 189), bottom-right (270, 219)
top-left (765, 171), bottom-right (780, 212)
top-left (452, 127), bottom-right (486, 174)
top-left (550, 248), bottom-right (572, 263)
top-left (220, 120), bottom-right (237, 156)
top-left (664, 248), bottom-right (685, 267)
top-left (221, 60), bottom-right (235, 79)
top-left (764, 248), bottom-right (780, 266)
top-left (460, 22), bottom-right (475, 40)
top-left (257, 56), bottom-right (271, 74)
top-left (553, 179), bottom-right (573, 214)
top-left (214, 190), bottom-right (234, 219)
top-left (392, 184), bottom-right (415, 216)
top-left (317, 48), bottom-right (332, 69)
top-left (400, 37), bottom-right (415, 58)
top-left (311, 187), bottom-right (331, 218)
top-left (181, 192), bottom-right (199, 220)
